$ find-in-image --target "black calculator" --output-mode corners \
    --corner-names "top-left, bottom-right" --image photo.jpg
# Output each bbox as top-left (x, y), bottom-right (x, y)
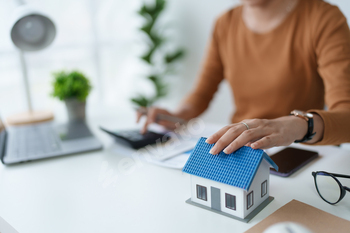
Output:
top-left (100, 127), bottom-right (171, 149)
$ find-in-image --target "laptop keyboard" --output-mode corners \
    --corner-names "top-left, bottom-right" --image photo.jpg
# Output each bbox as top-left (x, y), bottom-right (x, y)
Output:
top-left (7, 123), bottom-right (62, 158)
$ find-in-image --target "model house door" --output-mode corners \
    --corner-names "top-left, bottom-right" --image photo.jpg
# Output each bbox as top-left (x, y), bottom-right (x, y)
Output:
top-left (211, 187), bottom-right (221, 211)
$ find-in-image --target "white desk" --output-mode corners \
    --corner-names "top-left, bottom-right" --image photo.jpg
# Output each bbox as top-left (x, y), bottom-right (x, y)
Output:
top-left (0, 113), bottom-right (350, 233)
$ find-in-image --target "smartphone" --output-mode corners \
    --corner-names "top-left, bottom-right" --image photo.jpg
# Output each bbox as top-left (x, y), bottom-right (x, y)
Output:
top-left (269, 147), bottom-right (319, 177)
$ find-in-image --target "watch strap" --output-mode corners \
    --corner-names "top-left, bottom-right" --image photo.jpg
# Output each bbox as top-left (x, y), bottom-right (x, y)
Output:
top-left (290, 113), bottom-right (316, 143)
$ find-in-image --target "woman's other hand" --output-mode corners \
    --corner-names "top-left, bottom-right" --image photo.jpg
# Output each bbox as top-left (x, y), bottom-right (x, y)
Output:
top-left (205, 116), bottom-right (315, 155)
top-left (136, 107), bottom-right (179, 134)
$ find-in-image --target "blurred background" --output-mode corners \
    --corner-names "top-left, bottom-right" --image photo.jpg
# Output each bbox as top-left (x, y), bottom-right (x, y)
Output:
top-left (0, 0), bottom-right (349, 125)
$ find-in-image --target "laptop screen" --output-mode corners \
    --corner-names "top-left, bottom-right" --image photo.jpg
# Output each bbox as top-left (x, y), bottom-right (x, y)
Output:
top-left (0, 118), bottom-right (6, 161)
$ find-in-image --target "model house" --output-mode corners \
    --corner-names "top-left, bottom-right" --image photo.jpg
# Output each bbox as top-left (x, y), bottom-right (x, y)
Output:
top-left (182, 137), bottom-right (278, 222)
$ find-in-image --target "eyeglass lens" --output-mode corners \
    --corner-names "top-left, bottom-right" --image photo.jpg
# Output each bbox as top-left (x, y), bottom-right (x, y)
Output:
top-left (315, 172), bottom-right (341, 203)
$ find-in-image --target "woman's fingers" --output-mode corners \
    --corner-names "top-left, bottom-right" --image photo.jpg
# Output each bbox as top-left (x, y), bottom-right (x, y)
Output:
top-left (136, 111), bottom-right (143, 123)
top-left (141, 108), bottom-right (159, 134)
top-left (245, 141), bottom-right (253, 147)
top-left (136, 107), bottom-right (147, 123)
top-left (139, 107), bottom-right (178, 133)
top-left (209, 126), bottom-right (246, 155)
top-left (206, 124), bottom-right (242, 144)
top-left (250, 135), bottom-right (277, 150)
top-left (223, 128), bottom-right (265, 154)
top-left (206, 126), bottom-right (231, 144)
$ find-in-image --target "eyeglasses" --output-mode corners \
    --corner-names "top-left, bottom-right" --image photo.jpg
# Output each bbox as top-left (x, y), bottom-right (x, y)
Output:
top-left (312, 171), bottom-right (350, 205)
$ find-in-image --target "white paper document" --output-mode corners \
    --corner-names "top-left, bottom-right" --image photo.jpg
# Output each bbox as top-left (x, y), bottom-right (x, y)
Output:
top-left (150, 150), bottom-right (193, 169)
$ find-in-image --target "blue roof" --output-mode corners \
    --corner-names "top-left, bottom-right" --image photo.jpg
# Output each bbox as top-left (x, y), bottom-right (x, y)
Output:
top-left (182, 137), bottom-right (278, 190)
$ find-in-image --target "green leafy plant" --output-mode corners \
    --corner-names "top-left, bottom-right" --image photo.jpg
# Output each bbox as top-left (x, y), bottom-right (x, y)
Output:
top-left (131, 0), bottom-right (185, 107)
top-left (51, 70), bottom-right (92, 102)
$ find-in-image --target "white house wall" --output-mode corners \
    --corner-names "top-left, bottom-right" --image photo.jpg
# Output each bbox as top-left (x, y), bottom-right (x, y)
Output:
top-left (190, 159), bottom-right (271, 219)
top-left (190, 175), bottom-right (245, 219)
top-left (219, 182), bottom-right (245, 219)
top-left (243, 159), bottom-right (270, 218)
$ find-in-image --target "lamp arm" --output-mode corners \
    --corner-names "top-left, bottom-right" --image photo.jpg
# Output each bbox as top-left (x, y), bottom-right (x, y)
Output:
top-left (19, 50), bottom-right (33, 113)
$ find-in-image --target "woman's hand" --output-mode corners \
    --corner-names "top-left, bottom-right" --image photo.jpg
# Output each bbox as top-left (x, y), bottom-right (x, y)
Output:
top-left (136, 107), bottom-right (180, 134)
top-left (205, 116), bottom-right (310, 155)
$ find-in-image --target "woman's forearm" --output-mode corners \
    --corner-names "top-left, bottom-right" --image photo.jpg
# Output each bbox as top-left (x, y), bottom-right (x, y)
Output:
top-left (173, 103), bottom-right (201, 121)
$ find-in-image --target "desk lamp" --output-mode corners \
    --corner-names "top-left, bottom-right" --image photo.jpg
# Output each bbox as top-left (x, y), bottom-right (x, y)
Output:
top-left (6, 0), bottom-right (56, 125)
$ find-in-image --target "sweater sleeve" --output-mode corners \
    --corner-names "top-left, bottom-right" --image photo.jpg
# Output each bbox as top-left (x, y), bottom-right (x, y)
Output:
top-left (181, 17), bottom-right (225, 117)
top-left (309, 4), bottom-right (350, 145)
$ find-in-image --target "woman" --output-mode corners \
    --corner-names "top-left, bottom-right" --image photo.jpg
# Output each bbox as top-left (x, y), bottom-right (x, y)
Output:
top-left (138, 0), bottom-right (350, 154)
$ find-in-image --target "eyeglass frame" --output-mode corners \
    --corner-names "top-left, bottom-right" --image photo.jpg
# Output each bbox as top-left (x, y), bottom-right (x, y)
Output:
top-left (312, 171), bottom-right (350, 205)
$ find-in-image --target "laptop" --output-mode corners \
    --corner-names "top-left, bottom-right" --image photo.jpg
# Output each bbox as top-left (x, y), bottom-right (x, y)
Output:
top-left (0, 117), bottom-right (103, 165)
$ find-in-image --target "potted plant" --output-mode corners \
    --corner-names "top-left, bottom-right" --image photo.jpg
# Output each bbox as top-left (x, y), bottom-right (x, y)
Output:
top-left (51, 70), bottom-right (92, 121)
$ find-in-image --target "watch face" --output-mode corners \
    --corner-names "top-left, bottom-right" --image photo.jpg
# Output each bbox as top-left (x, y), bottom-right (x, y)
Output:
top-left (293, 110), bottom-right (303, 115)
top-left (292, 110), bottom-right (313, 118)
top-left (306, 112), bottom-right (314, 118)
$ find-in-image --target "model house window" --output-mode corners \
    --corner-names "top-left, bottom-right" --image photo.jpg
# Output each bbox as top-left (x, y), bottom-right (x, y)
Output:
top-left (196, 185), bottom-right (207, 201)
top-left (247, 191), bottom-right (254, 209)
top-left (261, 180), bottom-right (267, 197)
top-left (225, 193), bottom-right (236, 210)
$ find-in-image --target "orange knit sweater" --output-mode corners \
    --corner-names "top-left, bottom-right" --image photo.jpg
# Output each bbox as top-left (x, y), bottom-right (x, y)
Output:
top-left (183, 0), bottom-right (350, 145)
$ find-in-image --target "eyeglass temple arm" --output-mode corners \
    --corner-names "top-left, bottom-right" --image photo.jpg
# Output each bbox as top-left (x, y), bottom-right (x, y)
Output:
top-left (328, 173), bottom-right (350, 179)
top-left (312, 172), bottom-right (350, 178)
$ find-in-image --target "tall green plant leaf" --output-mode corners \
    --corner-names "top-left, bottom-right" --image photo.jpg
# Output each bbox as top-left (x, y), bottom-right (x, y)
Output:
top-left (131, 95), bottom-right (152, 107)
top-left (165, 49), bottom-right (185, 64)
top-left (131, 0), bottom-right (185, 108)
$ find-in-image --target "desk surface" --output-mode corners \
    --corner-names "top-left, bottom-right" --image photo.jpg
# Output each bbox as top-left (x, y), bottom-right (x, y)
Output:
top-left (0, 113), bottom-right (350, 233)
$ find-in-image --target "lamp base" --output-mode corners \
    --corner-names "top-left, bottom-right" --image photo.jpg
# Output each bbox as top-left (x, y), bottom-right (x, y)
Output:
top-left (6, 110), bottom-right (54, 126)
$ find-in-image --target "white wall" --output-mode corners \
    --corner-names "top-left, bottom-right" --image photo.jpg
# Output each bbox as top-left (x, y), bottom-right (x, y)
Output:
top-left (0, 0), bottom-right (239, 122)
top-left (0, 0), bottom-right (349, 123)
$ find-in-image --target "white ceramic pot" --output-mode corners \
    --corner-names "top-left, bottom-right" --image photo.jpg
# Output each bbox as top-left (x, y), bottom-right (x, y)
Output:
top-left (65, 99), bottom-right (86, 122)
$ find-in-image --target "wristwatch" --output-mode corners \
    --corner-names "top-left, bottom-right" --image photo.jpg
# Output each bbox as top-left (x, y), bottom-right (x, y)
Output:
top-left (290, 110), bottom-right (316, 143)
